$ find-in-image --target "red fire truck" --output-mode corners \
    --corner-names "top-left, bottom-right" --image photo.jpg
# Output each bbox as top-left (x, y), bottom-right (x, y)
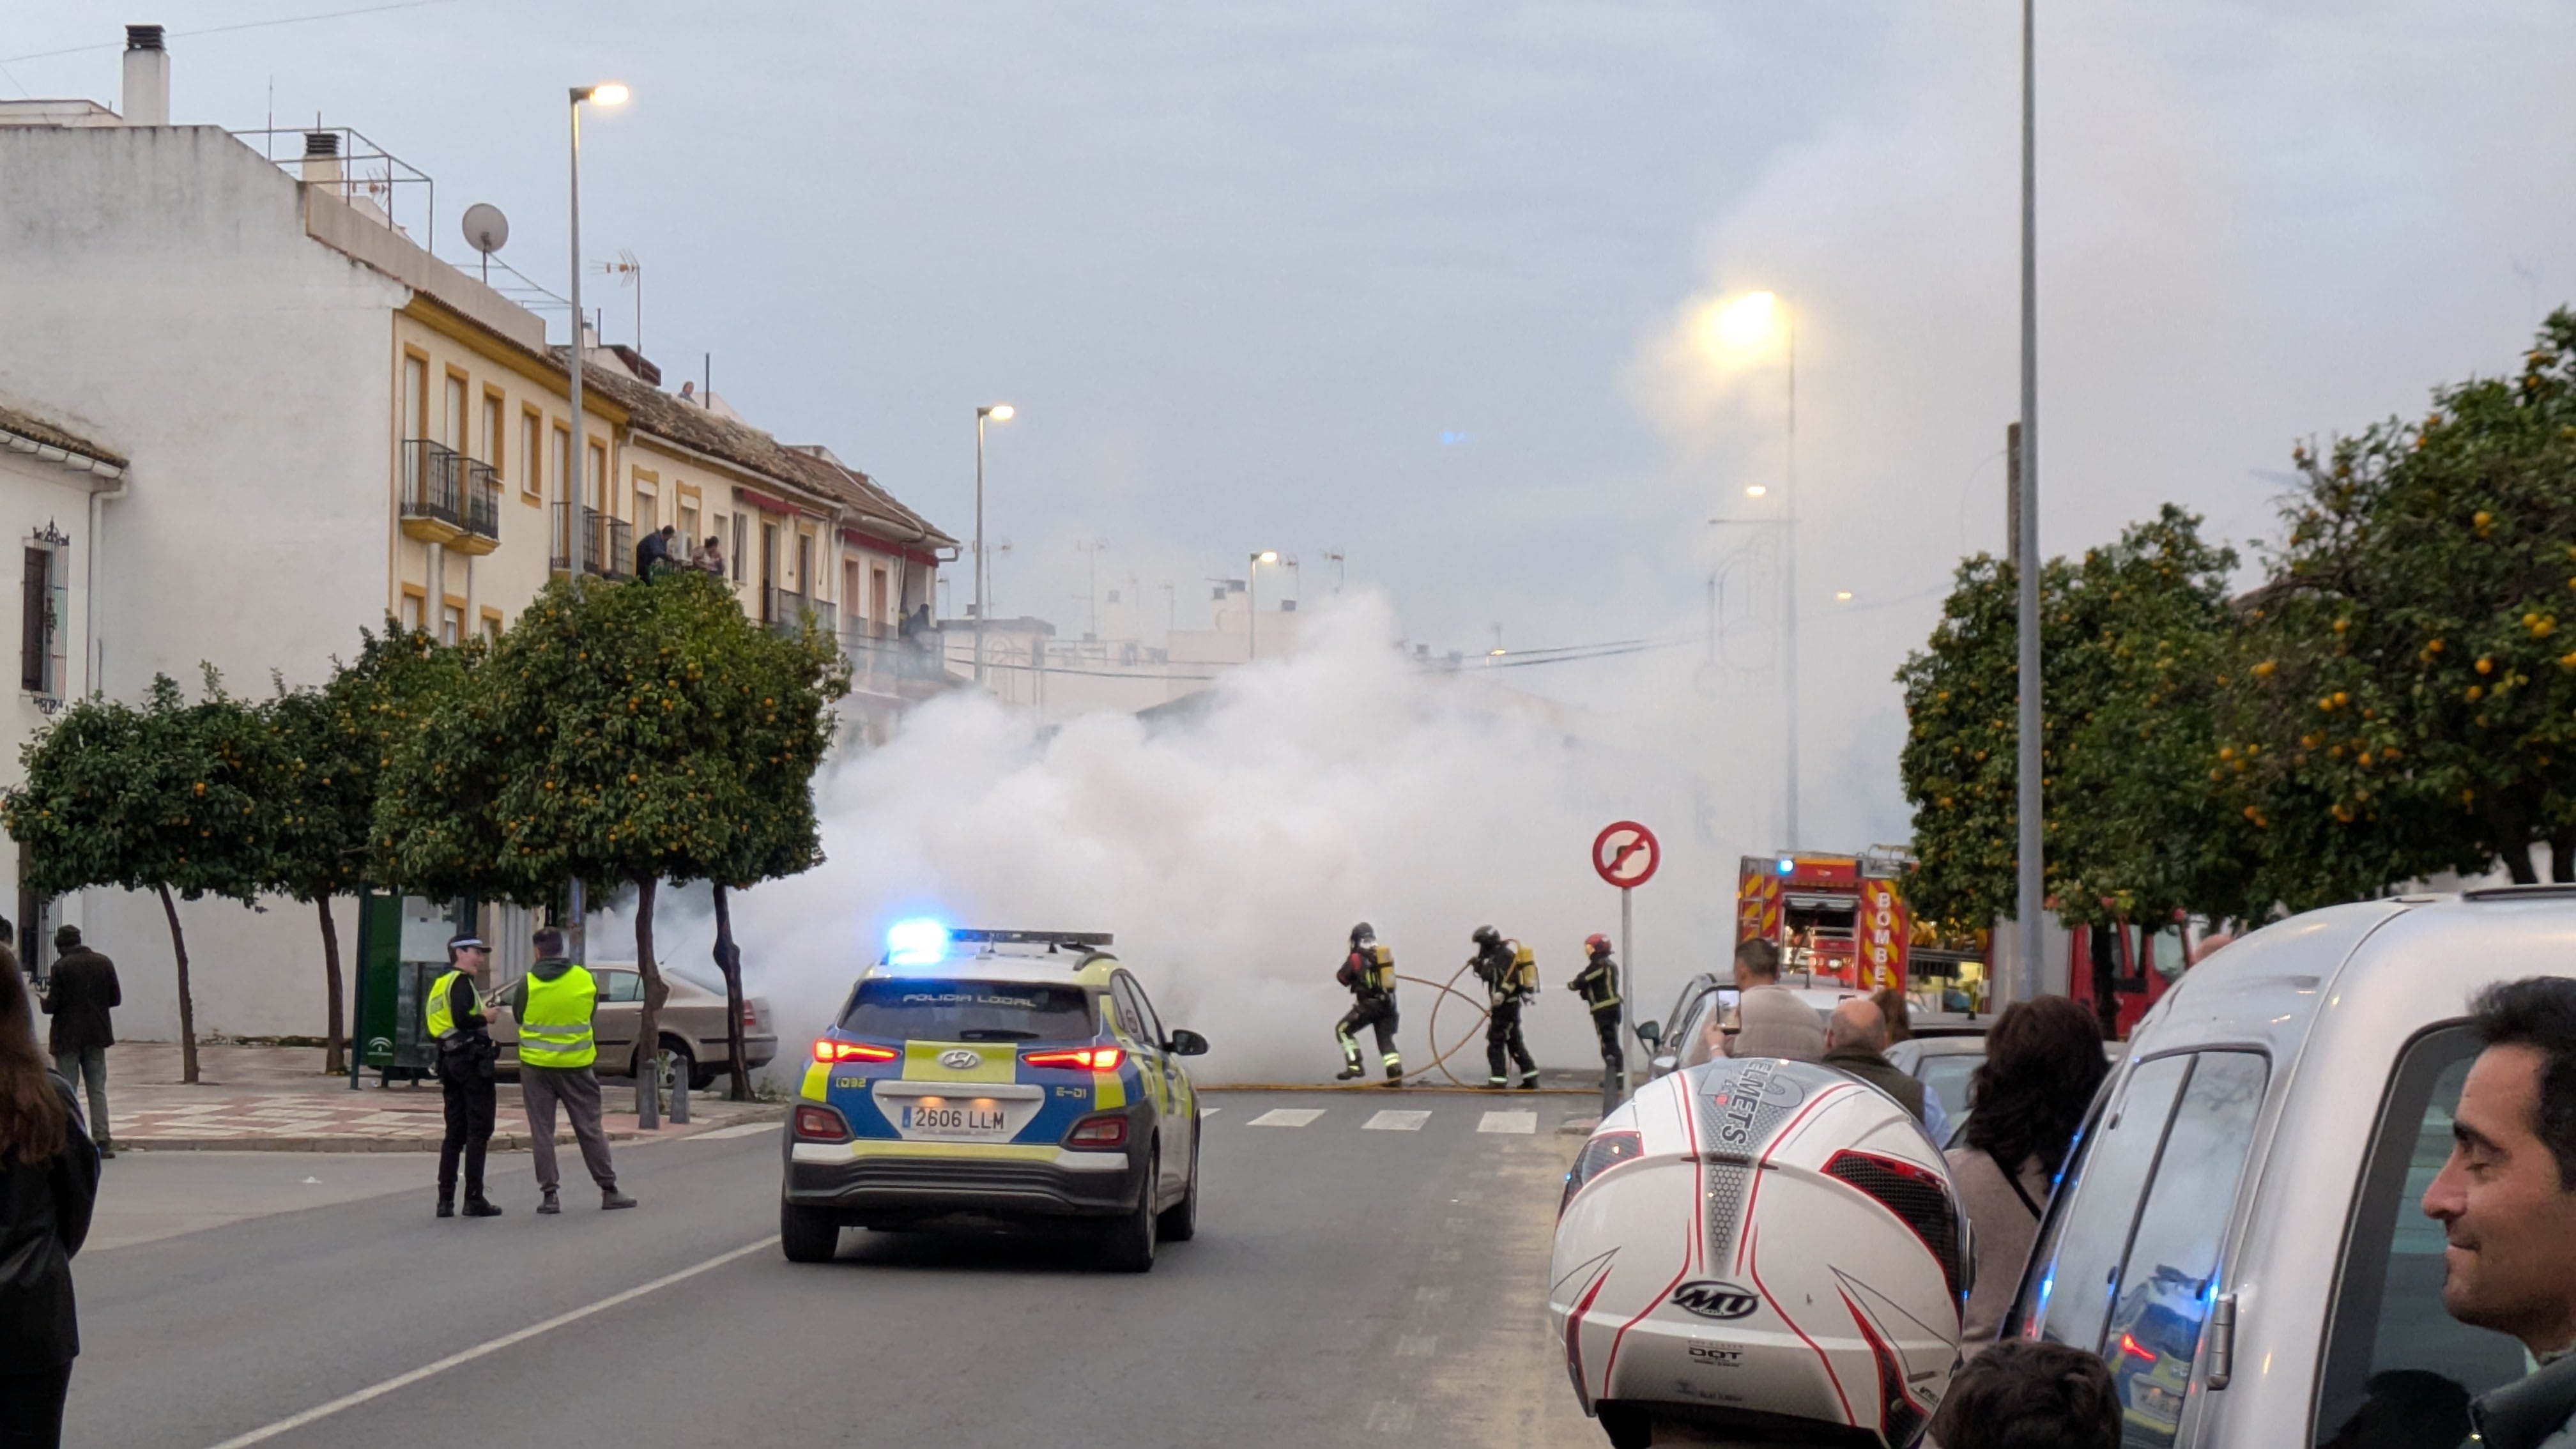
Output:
top-left (1734, 852), bottom-right (1914, 993)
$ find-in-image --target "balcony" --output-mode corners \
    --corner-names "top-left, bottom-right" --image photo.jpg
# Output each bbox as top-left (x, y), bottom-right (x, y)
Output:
top-left (399, 439), bottom-right (464, 545)
top-left (449, 458), bottom-right (502, 556)
top-left (841, 623), bottom-right (951, 700)
top-left (549, 504), bottom-right (634, 581)
top-left (766, 586), bottom-right (822, 638)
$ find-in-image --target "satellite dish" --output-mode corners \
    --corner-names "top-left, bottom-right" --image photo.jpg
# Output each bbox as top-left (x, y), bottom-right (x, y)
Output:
top-left (461, 202), bottom-right (509, 255)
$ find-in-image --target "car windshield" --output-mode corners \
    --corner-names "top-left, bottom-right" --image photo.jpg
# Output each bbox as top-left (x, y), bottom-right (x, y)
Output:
top-left (1919, 1052), bottom-right (1981, 1123)
top-left (841, 978), bottom-right (1095, 1042)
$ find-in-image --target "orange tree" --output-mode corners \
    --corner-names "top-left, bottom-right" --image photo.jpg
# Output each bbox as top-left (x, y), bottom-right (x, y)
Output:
top-left (2218, 310), bottom-right (2576, 896)
top-left (374, 569), bottom-right (846, 1106)
top-left (262, 625), bottom-right (475, 1073)
top-left (4, 670), bottom-right (279, 1084)
top-left (1899, 508), bottom-right (2249, 930)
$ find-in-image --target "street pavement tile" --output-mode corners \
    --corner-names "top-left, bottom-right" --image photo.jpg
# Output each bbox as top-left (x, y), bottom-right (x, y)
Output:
top-left (1362, 1109), bottom-right (1431, 1131)
top-left (1246, 1107), bottom-right (1326, 1127)
top-left (1476, 1110), bottom-right (1538, 1134)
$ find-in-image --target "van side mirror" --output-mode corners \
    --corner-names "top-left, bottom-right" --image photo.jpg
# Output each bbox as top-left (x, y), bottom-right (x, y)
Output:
top-left (1634, 1020), bottom-right (1661, 1048)
top-left (1165, 1029), bottom-right (1209, 1057)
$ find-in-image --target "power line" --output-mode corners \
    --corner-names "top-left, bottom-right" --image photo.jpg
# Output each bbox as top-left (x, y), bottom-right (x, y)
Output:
top-left (1, 0), bottom-right (463, 66)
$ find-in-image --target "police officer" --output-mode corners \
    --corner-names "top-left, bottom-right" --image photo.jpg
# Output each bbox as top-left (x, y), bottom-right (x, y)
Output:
top-left (1333, 922), bottom-right (1404, 1085)
top-left (1567, 933), bottom-right (1623, 1110)
top-left (427, 933), bottom-right (502, 1218)
top-left (1470, 925), bottom-right (1539, 1091)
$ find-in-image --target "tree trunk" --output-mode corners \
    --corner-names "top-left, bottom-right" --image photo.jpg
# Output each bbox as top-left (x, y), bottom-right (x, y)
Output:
top-left (318, 896), bottom-right (346, 1077)
top-left (632, 875), bottom-right (667, 1128)
top-left (2554, 831), bottom-right (2576, 885)
top-left (714, 884), bottom-right (749, 1101)
top-left (156, 884), bottom-right (199, 1085)
top-left (2508, 841), bottom-right (2543, 885)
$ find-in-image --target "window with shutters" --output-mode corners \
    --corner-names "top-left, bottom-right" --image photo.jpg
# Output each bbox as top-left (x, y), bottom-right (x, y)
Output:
top-left (19, 541), bottom-right (64, 702)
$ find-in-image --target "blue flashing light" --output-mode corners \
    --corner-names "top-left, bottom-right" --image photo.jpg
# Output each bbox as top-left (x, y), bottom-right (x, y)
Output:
top-left (1776, 857), bottom-right (1796, 876)
top-left (886, 917), bottom-right (951, 967)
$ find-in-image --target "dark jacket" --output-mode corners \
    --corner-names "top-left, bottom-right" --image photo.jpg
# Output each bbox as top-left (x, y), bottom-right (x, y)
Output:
top-left (43, 946), bottom-right (121, 1054)
top-left (2475, 1353), bottom-right (2576, 1449)
top-left (1568, 953), bottom-right (1620, 1013)
top-left (1, 1073), bottom-right (102, 1368)
top-left (1822, 1044), bottom-right (1929, 1124)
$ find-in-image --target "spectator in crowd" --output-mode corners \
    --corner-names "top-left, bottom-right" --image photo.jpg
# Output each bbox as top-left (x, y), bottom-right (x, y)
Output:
top-left (1823, 997), bottom-right (1941, 1135)
top-left (0, 942), bottom-right (100, 1449)
top-left (1874, 984), bottom-right (1915, 1043)
top-left (1926, 1338), bottom-right (2120, 1449)
top-left (1946, 996), bottom-right (2108, 1347)
top-left (2424, 978), bottom-right (2576, 1449)
top-left (691, 534), bottom-right (725, 575)
top-left (38, 926), bottom-right (118, 1161)
top-left (635, 524), bottom-right (676, 580)
top-left (1723, 938), bottom-right (1825, 1063)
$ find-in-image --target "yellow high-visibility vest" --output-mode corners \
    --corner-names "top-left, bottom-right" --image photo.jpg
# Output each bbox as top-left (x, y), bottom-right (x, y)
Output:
top-left (518, 966), bottom-right (599, 1069)
top-left (425, 969), bottom-right (476, 1041)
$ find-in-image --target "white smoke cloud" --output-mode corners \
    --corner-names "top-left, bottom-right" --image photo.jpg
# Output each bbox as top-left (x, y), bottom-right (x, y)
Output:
top-left (641, 592), bottom-right (1750, 1085)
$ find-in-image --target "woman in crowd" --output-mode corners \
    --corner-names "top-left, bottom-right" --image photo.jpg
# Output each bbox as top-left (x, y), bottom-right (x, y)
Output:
top-left (1946, 995), bottom-right (2107, 1347)
top-left (0, 961), bottom-right (100, 1448)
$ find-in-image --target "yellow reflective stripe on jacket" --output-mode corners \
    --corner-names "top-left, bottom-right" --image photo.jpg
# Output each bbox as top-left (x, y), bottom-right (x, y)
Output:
top-left (425, 969), bottom-right (472, 1040)
top-left (518, 965), bottom-right (599, 1068)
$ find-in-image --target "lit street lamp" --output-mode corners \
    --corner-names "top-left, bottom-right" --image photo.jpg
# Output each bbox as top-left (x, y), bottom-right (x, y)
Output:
top-left (1247, 550), bottom-right (1280, 659)
top-left (973, 404), bottom-right (1014, 686)
top-left (562, 79), bottom-right (624, 972)
top-left (1701, 289), bottom-right (1799, 849)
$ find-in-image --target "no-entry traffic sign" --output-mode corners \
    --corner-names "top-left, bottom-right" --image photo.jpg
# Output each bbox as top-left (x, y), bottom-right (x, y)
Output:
top-left (1593, 820), bottom-right (1660, 889)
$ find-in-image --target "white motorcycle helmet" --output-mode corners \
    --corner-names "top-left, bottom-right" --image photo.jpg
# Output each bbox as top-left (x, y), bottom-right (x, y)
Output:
top-left (1550, 1057), bottom-right (1971, 1448)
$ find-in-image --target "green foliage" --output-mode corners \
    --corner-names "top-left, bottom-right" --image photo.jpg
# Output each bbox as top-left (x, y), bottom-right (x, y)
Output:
top-left (376, 570), bottom-right (849, 904)
top-left (1898, 509), bottom-right (2244, 929)
top-left (2218, 310), bottom-right (2576, 894)
top-left (264, 625), bottom-right (475, 904)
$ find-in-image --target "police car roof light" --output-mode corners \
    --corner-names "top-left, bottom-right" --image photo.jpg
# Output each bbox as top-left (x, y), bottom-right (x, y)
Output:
top-left (885, 917), bottom-right (951, 966)
top-left (947, 928), bottom-right (1116, 949)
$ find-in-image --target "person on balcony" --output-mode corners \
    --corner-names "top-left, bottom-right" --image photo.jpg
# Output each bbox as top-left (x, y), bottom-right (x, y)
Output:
top-left (635, 525), bottom-right (678, 581)
top-left (692, 535), bottom-right (725, 576)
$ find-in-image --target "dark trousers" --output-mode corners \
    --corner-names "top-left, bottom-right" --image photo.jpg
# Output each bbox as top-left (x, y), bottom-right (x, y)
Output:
top-left (0, 1361), bottom-right (72, 1449)
top-left (1336, 996), bottom-right (1400, 1077)
top-left (1590, 1007), bottom-right (1625, 1107)
top-left (436, 1054), bottom-right (496, 1200)
top-left (522, 1063), bottom-right (619, 1195)
top-left (1485, 999), bottom-right (1537, 1083)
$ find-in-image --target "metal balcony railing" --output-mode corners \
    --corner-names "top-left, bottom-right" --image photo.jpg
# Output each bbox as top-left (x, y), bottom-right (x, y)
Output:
top-left (841, 624), bottom-right (950, 698)
top-left (549, 503), bottom-right (634, 580)
top-left (766, 586), bottom-right (820, 637)
top-left (400, 439), bottom-right (464, 534)
top-left (459, 459), bottom-right (502, 548)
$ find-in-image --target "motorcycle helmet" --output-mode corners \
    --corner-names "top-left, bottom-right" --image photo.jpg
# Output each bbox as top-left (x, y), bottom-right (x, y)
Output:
top-left (1351, 921), bottom-right (1376, 944)
top-left (1550, 1057), bottom-right (1969, 1448)
top-left (1584, 933), bottom-right (1613, 957)
top-left (1472, 924), bottom-right (1502, 948)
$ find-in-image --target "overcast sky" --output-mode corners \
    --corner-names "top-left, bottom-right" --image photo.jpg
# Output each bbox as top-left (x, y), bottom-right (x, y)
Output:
top-left (12, 0), bottom-right (2575, 851)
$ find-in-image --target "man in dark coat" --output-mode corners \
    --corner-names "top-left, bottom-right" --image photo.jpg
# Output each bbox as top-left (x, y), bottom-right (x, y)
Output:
top-left (41, 924), bottom-right (120, 1158)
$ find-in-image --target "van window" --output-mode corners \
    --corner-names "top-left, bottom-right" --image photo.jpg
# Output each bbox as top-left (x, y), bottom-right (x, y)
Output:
top-left (2025, 1054), bottom-right (2192, 1349)
top-left (2100, 1050), bottom-right (2267, 1446)
top-left (2312, 1025), bottom-right (2522, 1448)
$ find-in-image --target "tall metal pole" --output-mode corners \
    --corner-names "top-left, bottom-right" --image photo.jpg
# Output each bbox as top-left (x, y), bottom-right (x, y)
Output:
top-left (1783, 314), bottom-right (1799, 852)
top-left (2013, 0), bottom-right (2044, 1001)
top-left (1247, 556), bottom-right (1259, 660)
top-left (973, 411), bottom-right (987, 687)
top-left (564, 88), bottom-right (588, 960)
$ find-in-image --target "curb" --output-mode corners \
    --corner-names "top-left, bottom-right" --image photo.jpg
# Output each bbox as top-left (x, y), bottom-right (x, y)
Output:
top-left (120, 1120), bottom-right (780, 1154)
top-left (1202, 1083), bottom-right (1595, 1096)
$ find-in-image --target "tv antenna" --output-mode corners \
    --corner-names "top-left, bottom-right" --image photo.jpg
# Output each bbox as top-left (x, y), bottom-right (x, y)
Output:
top-left (592, 249), bottom-right (642, 352)
top-left (461, 202), bottom-right (509, 283)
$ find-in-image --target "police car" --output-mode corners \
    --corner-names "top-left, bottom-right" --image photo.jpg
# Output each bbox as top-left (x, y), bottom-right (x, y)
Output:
top-left (779, 922), bottom-right (1208, 1272)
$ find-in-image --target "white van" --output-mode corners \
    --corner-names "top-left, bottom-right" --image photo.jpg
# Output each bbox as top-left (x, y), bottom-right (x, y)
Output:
top-left (2004, 886), bottom-right (2571, 1446)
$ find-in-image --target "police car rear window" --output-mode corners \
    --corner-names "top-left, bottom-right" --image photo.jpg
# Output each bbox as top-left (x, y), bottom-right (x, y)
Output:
top-left (842, 979), bottom-right (1095, 1041)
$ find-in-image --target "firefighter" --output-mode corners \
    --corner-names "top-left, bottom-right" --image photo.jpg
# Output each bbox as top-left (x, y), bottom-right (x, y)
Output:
top-left (1333, 922), bottom-right (1404, 1084)
top-left (1567, 932), bottom-right (1623, 1109)
top-left (1470, 924), bottom-right (1540, 1090)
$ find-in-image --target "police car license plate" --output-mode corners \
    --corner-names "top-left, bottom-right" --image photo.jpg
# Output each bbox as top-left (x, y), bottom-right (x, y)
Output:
top-left (900, 1103), bottom-right (1012, 1140)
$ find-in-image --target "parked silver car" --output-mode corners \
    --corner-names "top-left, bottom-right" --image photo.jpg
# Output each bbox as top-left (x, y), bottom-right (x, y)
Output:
top-left (2002, 886), bottom-right (2570, 1446)
top-left (487, 965), bottom-right (777, 1091)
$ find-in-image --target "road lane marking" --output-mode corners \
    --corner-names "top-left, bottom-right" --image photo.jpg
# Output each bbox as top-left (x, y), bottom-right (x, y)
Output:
top-left (1477, 1110), bottom-right (1538, 1134)
top-left (1363, 1110), bottom-right (1430, 1131)
top-left (1397, 1333), bottom-right (1438, 1357)
top-left (1247, 1108), bottom-right (1325, 1127)
top-left (1365, 1402), bottom-right (1417, 1432)
top-left (201, 1236), bottom-right (777, 1449)
top-left (686, 1122), bottom-right (779, 1141)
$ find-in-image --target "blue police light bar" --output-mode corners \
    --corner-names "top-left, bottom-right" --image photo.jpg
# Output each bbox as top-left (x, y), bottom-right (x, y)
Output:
top-left (949, 929), bottom-right (1115, 948)
top-left (885, 917), bottom-right (951, 966)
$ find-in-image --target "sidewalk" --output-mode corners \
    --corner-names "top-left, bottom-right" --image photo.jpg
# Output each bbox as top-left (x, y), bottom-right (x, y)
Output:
top-left (95, 1042), bottom-right (781, 1153)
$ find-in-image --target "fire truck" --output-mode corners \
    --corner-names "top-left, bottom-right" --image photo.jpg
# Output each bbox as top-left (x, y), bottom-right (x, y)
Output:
top-left (1733, 851), bottom-right (1917, 993)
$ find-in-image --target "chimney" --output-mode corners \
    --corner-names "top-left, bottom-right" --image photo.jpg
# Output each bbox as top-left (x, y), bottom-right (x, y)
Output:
top-left (300, 130), bottom-right (343, 190)
top-left (121, 24), bottom-right (169, 126)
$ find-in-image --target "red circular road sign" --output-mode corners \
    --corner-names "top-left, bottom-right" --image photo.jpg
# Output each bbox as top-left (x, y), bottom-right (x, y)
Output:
top-left (1592, 820), bottom-right (1660, 889)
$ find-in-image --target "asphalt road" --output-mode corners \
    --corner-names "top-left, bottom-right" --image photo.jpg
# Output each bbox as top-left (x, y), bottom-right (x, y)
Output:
top-left (65, 1091), bottom-right (1602, 1449)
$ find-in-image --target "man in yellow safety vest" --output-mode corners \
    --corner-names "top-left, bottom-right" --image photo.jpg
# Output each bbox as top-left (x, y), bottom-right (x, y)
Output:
top-left (428, 933), bottom-right (502, 1218)
top-left (509, 924), bottom-right (636, 1215)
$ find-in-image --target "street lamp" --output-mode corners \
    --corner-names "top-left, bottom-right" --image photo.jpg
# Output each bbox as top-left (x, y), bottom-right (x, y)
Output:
top-left (1701, 289), bottom-right (1799, 849)
top-left (973, 404), bottom-right (1014, 686)
top-left (1247, 550), bottom-right (1280, 659)
top-left (561, 79), bottom-right (624, 972)
top-left (2012, 0), bottom-right (2045, 1002)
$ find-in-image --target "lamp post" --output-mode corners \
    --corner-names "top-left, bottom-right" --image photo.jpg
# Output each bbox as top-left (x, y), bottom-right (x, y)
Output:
top-left (562, 79), bottom-right (624, 965)
top-left (972, 404), bottom-right (1014, 687)
top-left (1247, 550), bottom-right (1279, 659)
top-left (1704, 290), bottom-right (1798, 848)
top-left (2014, 0), bottom-right (2044, 1002)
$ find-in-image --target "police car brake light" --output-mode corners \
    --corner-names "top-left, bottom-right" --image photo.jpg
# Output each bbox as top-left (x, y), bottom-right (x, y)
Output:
top-left (885, 917), bottom-right (951, 966)
top-left (792, 1105), bottom-right (852, 1142)
top-left (815, 1039), bottom-right (900, 1064)
top-left (1023, 1046), bottom-right (1124, 1071)
top-left (1066, 1114), bottom-right (1128, 1147)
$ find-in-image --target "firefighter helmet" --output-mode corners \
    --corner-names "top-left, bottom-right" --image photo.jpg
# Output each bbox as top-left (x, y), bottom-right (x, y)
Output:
top-left (1351, 921), bottom-right (1376, 944)
top-left (1583, 933), bottom-right (1612, 956)
top-left (1472, 924), bottom-right (1502, 948)
top-left (1550, 1057), bottom-right (1969, 1448)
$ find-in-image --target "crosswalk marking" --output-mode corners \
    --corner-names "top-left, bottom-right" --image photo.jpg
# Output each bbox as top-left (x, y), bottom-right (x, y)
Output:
top-left (1477, 1110), bottom-right (1538, 1135)
top-left (1248, 1107), bottom-right (1326, 1128)
top-left (1363, 1110), bottom-right (1431, 1131)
